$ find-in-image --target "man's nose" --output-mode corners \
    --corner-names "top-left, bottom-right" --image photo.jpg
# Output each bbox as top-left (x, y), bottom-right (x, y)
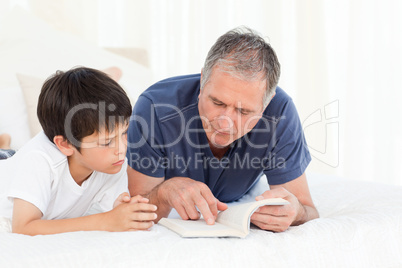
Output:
top-left (216, 114), bottom-right (234, 131)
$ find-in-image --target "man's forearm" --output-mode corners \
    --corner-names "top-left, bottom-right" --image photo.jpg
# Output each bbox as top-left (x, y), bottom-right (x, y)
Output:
top-left (146, 182), bottom-right (172, 223)
top-left (292, 203), bottom-right (319, 226)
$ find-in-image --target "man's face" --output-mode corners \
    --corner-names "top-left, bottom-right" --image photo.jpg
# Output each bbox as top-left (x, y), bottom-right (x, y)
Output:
top-left (198, 67), bottom-right (267, 149)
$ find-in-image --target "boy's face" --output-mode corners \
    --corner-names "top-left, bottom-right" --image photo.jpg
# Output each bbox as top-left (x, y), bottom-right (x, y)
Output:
top-left (68, 123), bottom-right (129, 179)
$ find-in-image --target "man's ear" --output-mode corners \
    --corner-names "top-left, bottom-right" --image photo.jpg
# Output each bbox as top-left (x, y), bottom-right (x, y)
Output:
top-left (261, 91), bottom-right (276, 114)
top-left (53, 135), bottom-right (74, 156)
top-left (199, 68), bottom-right (204, 99)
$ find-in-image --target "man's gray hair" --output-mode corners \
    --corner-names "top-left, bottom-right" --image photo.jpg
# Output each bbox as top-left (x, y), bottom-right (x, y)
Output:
top-left (200, 26), bottom-right (281, 108)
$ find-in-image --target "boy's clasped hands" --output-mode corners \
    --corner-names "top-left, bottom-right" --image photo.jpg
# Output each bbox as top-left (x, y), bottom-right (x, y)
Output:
top-left (107, 193), bottom-right (157, 232)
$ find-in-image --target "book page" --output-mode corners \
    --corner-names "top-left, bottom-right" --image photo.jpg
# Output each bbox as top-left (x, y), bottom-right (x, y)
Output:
top-left (159, 218), bottom-right (245, 238)
top-left (159, 198), bottom-right (288, 238)
top-left (216, 198), bottom-right (288, 234)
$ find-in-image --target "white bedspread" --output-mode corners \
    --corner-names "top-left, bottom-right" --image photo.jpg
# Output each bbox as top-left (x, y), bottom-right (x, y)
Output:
top-left (1, 173), bottom-right (401, 267)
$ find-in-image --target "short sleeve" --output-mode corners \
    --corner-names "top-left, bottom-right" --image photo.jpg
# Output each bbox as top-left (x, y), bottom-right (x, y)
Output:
top-left (126, 96), bottom-right (166, 178)
top-left (7, 152), bottom-right (53, 215)
top-left (263, 100), bottom-right (311, 185)
top-left (88, 160), bottom-right (130, 214)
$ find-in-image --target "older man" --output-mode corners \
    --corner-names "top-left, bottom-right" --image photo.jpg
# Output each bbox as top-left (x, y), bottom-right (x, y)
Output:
top-left (126, 27), bottom-right (318, 232)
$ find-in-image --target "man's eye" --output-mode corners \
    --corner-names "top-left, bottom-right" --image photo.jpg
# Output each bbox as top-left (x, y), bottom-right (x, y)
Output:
top-left (213, 101), bottom-right (224, 106)
top-left (238, 109), bottom-right (249, 116)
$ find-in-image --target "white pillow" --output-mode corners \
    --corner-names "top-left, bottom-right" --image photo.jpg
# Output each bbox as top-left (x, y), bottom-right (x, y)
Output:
top-left (0, 7), bottom-right (153, 148)
top-left (16, 69), bottom-right (128, 139)
top-left (0, 86), bottom-right (31, 149)
top-left (16, 73), bottom-right (44, 137)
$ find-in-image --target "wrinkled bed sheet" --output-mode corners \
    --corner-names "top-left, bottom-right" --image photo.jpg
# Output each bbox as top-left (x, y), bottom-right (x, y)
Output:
top-left (1, 173), bottom-right (401, 268)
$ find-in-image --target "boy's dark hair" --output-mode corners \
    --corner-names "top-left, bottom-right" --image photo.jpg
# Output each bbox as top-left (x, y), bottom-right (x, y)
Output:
top-left (37, 66), bottom-right (132, 149)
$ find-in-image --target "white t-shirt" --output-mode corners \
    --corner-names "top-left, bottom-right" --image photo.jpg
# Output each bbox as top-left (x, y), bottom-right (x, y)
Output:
top-left (0, 132), bottom-right (129, 220)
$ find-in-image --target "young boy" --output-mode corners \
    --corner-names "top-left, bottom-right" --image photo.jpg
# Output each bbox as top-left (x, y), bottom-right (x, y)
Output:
top-left (0, 67), bottom-right (157, 235)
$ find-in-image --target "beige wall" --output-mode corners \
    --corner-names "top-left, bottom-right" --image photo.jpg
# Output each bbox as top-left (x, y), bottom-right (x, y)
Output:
top-left (1, 0), bottom-right (401, 185)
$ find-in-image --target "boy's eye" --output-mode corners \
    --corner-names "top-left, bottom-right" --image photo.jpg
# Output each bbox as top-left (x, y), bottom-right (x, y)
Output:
top-left (100, 141), bottom-right (112, 146)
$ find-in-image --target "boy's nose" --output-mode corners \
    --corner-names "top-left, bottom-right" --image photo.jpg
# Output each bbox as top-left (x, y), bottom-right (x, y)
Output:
top-left (115, 137), bottom-right (126, 157)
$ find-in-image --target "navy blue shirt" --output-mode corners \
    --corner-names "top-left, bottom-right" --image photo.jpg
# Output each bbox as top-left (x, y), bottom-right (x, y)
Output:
top-left (127, 74), bottom-right (311, 202)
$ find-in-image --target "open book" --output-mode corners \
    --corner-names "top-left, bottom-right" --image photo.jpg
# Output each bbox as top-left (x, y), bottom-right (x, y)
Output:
top-left (159, 198), bottom-right (289, 238)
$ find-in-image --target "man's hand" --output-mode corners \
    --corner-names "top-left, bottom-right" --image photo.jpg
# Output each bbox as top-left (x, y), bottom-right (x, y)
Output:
top-left (105, 195), bottom-right (158, 231)
top-left (157, 177), bottom-right (228, 225)
top-left (250, 173), bottom-right (319, 232)
top-left (250, 187), bottom-right (304, 232)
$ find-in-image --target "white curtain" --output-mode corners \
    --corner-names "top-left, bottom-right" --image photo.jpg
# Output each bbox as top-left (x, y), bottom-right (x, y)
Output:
top-left (2, 0), bottom-right (402, 185)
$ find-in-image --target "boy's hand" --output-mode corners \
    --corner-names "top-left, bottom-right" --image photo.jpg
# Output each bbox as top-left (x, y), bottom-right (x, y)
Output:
top-left (113, 192), bottom-right (131, 208)
top-left (113, 193), bottom-right (151, 208)
top-left (129, 195), bottom-right (151, 204)
top-left (106, 194), bottom-right (158, 231)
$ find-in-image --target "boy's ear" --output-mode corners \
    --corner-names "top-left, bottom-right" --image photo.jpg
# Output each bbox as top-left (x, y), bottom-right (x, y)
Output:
top-left (53, 135), bottom-right (74, 156)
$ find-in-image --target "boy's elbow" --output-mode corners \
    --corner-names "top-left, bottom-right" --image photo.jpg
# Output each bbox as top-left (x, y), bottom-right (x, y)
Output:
top-left (12, 223), bottom-right (37, 236)
top-left (12, 228), bottom-right (31, 236)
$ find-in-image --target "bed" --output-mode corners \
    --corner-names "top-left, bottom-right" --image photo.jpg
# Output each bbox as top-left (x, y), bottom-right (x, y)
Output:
top-left (1, 8), bottom-right (401, 268)
top-left (1, 173), bottom-right (401, 267)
